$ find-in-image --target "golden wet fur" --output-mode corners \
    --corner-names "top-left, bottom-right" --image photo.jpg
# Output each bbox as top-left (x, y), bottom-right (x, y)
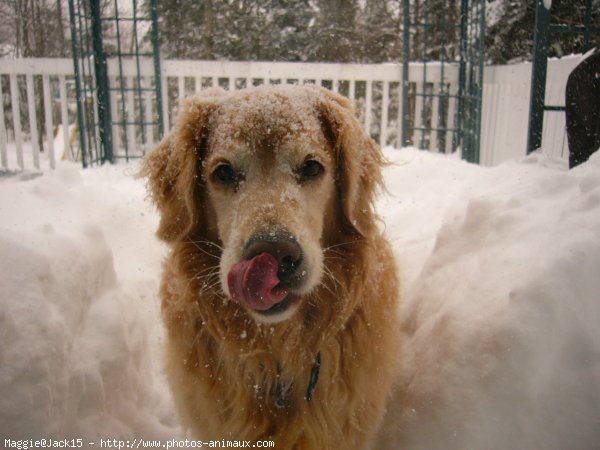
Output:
top-left (141, 85), bottom-right (400, 449)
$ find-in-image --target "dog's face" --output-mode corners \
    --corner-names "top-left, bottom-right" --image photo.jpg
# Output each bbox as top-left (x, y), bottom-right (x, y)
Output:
top-left (142, 86), bottom-right (383, 325)
top-left (204, 92), bottom-right (336, 323)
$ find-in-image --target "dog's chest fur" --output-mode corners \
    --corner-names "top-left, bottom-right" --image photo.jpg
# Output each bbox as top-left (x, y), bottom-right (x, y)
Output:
top-left (161, 235), bottom-right (399, 449)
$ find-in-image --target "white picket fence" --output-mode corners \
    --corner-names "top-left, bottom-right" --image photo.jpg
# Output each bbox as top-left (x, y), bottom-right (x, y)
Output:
top-left (161, 59), bottom-right (459, 152)
top-left (0, 56), bottom-right (581, 171)
top-left (0, 58), bottom-right (73, 171)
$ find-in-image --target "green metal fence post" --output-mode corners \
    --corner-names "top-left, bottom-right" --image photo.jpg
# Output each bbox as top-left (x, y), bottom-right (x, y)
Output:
top-left (401, 0), bottom-right (410, 147)
top-left (67, 0), bottom-right (88, 168)
top-left (474, 0), bottom-right (486, 164)
top-left (527, 0), bottom-right (550, 154)
top-left (457, 0), bottom-right (468, 160)
top-left (400, 0), bottom-right (485, 160)
top-left (90, 0), bottom-right (113, 163)
top-left (150, 0), bottom-right (165, 138)
top-left (583, 0), bottom-right (592, 52)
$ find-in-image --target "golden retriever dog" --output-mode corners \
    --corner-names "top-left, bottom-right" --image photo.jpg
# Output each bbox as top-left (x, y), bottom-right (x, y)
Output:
top-left (141, 85), bottom-right (400, 449)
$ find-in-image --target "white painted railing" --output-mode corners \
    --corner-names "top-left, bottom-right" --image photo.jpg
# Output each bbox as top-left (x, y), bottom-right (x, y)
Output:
top-left (0, 56), bottom-right (579, 171)
top-left (158, 59), bottom-right (458, 154)
top-left (0, 58), bottom-right (74, 170)
top-left (163, 60), bottom-right (457, 141)
top-left (0, 57), bottom-right (459, 171)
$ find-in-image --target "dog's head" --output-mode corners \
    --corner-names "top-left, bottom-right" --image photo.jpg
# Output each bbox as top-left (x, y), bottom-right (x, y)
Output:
top-left (142, 85), bottom-right (384, 324)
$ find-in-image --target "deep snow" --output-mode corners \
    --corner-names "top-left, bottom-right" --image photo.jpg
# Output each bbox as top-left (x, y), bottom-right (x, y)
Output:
top-left (1, 147), bottom-right (599, 448)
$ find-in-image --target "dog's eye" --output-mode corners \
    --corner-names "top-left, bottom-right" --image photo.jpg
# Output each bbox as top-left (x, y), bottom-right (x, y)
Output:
top-left (298, 159), bottom-right (324, 182)
top-left (212, 163), bottom-right (240, 186)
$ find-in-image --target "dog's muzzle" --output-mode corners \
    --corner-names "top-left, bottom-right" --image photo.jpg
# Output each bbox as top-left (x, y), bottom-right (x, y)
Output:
top-left (227, 231), bottom-right (306, 314)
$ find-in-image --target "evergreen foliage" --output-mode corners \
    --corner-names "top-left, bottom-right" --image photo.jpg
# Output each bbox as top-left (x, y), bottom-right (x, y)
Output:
top-left (0, 0), bottom-right (69, 58)
top-left (486, 0), bottom-right (600, 64)
top-left (0, 0), bottom-right (598, 63)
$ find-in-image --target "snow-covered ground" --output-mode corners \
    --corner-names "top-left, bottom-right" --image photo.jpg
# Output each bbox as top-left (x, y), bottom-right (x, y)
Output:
top-left (1, 146), bottom-right (599, 448)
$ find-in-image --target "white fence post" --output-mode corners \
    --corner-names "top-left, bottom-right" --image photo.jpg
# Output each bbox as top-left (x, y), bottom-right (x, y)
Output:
top-left (25, 74), bottom-right (40, 169)
top-left (9, 73), bottom-right (24, 169)
top-left (59, 75), bottom-right (70, 161)
top-left (381, 81), bottom-right (389, 149)
top-left (42, 74), bottom-right (56, 169)
top-left (0, 75), bottom-right (7, 169)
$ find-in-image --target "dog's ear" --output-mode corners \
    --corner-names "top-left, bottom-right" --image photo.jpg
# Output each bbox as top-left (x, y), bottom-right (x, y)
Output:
top-left (140, 91), bottom-right (223, 242)
top-left (316, 88), bottom-right (385, 238)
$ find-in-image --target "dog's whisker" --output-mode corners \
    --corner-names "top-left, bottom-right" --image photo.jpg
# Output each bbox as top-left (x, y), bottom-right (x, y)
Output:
top-left (322, 262), bottom-right (341, 284)
top-left (202, 277), bottom-right (221, 288)
top-left (196, 275), bottom-right (220, 286)
top-left (186, 238), bottom-right (223, 261)
top-left (199, 278), bottom-right (224, 295)
top-left (321, 265), bottom-right (343, 297)
top-left (181, 268), bottom-right (220, 298)
top-left (198, 280), bottom-right (220, 293)
top-left (188, 239), bottom-right (225, 251)
top-left (193, 265), bottom-right (221, 279)
top-left (319, 282), bottom-right (338, 300)
top-left (323, 254), bottom-right (345, 262)
top-left (323, 239), bottom-right (361, 253)
top-left (324, 251), bottom-right (347, 260)
top-left (196, 272), bottom-right (223, 292)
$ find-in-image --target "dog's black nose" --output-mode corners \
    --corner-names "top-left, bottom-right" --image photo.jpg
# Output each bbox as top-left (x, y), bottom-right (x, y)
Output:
top-left (243, 231), bottom-right (304, 286)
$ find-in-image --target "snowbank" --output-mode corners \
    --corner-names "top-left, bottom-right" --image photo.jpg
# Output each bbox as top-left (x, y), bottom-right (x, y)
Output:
top-left (1, 148), bottom-right (599, 447)
top-left (0, 164), bottom-right (180, 440)
top-left (377, 149), bottom-right (600, 449)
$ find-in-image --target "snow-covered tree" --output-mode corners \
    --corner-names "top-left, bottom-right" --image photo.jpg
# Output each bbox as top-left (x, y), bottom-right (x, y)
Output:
top-left (356, 0), bottom-right (402, 63)
top-left (486, 0), bottom-right (600, 64)
top-left (154, 0), bottom-right (315, 61)
top-left (0, 0), bottom-right (69, 58)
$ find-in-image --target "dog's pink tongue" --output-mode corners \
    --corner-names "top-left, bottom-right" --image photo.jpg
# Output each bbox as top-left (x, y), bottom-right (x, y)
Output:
top-left (228, 253), bottom-right (289, 311)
